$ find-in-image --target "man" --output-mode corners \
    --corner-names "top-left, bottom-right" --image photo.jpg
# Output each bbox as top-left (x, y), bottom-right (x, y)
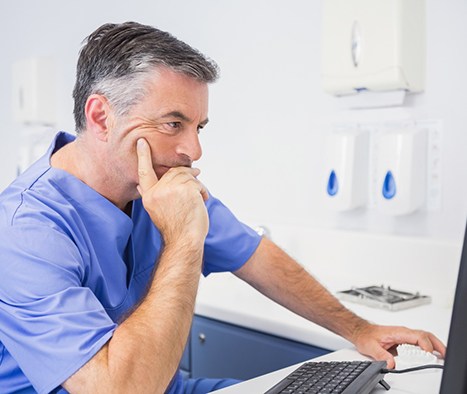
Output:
top-left (0, 22), bottom-right (444, 394)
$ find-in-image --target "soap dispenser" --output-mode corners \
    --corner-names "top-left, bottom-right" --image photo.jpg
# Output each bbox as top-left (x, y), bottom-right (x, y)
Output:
top-left (375, 128), bottom-right (427, 215)
top-left (324, 129), bottom-right (369, 211)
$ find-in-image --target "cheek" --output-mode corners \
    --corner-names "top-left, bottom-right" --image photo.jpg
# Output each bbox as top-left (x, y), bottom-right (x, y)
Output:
top-left (148, 139), bottom-right (176, 164)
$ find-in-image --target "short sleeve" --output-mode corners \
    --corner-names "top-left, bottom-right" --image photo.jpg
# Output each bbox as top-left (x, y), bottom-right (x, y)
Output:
top-left (202, 195), bottom-right (262, 276)
top-left (0, 225), bottom-right (116, 394)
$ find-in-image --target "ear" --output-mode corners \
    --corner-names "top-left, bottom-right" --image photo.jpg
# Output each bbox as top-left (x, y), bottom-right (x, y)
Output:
top-left (84, 94), bottom-right (113, 142)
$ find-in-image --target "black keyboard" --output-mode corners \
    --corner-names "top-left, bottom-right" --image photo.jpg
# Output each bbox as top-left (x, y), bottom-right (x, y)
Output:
top-left (264, 360), bottom-right (389, 394)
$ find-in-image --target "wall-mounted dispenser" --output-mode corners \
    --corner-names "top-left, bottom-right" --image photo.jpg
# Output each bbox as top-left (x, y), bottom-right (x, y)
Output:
top-left (375, 129), bottom-right (427, 215)
top-left (321, 0), bottom-right (426, 96)
top-left (324, 129), bottom-right (369, 211)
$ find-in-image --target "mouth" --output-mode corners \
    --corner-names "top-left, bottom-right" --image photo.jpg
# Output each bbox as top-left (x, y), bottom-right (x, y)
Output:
top-left (155, 163), bottom-right (192, 178)
top-left (155, 165), bottom-right (171, 178)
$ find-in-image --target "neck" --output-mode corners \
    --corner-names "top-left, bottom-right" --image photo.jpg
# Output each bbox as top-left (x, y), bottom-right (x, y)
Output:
top-left (50, 134), bottom-right (133, 210)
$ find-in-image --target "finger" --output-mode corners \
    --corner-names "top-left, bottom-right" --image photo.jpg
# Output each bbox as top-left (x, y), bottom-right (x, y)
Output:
top-left (164, 166), bottom-right (208, 198)
top-left (183, 169), bottom-right (209, 201)
top-left (392, 328), bottom-right (446, 358)
top-left (164, 166), bottom-right (200, 182)
top-left (418, 332), bottom-right (446, 358)
top-left (383, 354), bottom-right (395, 369)
top-left (177, 173), bottom-right (210, 202)
top-left (429, 333), bottom-right (447, 358)
top-left (200, 186), bottom-right (209, 202)
top-left (188, 167), bottom-right (209, 201)
top-left (362, 340), bottom-right (395, 369)
top-left (192, 177), bottom-right (209, 202)
top-left (136, 138), bottom-right (159, 193)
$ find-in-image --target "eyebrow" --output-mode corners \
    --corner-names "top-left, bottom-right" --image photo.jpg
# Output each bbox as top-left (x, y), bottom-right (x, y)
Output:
top-left (161, 111), bottom-right (209, 127)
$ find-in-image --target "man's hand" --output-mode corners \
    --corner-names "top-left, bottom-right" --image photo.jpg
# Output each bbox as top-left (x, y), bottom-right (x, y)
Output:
top-left (136, 138), bottom-right (209, 245)
top-left (351, 323), bottom-right (446, 369)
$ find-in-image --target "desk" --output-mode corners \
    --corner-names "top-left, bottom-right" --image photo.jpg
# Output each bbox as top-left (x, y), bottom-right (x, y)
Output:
top-left (211, 348), bottom-right (443, 393)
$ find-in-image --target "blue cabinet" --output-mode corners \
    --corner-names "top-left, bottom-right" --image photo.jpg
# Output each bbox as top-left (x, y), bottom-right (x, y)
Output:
top-left (183, 315), bottom-right (330, 380)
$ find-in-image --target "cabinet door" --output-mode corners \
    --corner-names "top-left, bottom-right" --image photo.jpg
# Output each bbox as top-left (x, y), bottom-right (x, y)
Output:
top-left (191, 315), bottom-right (329, 380)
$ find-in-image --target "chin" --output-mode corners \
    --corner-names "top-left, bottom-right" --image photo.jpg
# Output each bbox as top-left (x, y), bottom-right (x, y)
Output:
top-left (155, 166), bottom-right (171, 179)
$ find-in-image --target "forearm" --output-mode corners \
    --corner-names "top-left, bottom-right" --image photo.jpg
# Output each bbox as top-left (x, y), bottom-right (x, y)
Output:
top-left (235, 238), bottom-right (369, 343)
top-left (64, 241), bottom-right (203, 393)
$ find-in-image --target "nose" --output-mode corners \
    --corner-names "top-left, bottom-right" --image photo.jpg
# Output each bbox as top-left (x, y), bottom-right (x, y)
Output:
top-left (176, 129), bottom-right (203, 163)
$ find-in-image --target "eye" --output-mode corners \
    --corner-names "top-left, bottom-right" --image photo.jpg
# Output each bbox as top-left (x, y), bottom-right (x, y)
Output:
top-left (167, 122), bottom-right (182, 129)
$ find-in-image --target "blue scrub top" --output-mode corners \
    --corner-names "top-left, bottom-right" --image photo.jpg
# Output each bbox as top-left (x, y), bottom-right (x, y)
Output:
top-left (0, 132), bottom-right (261, 394)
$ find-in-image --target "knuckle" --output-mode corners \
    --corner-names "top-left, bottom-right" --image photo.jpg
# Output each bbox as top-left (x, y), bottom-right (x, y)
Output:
top-left (138, 168), bottom-right (148, 177)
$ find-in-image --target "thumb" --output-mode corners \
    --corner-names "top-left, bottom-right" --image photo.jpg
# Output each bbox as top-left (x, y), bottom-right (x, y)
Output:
top-left (136, 138), bottom-right (159, 194)
top-left (362, 341), bottom-right (395, 369)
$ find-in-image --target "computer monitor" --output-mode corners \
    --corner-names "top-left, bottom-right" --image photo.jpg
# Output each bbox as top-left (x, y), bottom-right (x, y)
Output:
top-left (439, 222), bottom-right (467, 393)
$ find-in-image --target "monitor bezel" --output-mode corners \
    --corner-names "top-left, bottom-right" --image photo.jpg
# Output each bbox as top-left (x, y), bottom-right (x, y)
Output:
top-left (439, 223), bottom-right (467, 393)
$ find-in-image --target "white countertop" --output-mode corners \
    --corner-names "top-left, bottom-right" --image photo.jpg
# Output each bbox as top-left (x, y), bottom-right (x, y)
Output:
top-left (195, 272), bottom-right (452, 351)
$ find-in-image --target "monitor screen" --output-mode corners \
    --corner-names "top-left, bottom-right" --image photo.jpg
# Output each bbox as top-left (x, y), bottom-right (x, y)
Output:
top-left (439, 222), bottom-right (467, 393)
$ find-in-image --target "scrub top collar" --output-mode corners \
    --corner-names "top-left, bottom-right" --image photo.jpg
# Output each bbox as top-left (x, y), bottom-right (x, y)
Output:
top-left (40, 131), bottom-right (134, 245)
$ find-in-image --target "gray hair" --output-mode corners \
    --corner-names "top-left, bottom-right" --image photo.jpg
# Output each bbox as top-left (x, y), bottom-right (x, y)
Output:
top-left (72, 21), bottom-right (219, 133)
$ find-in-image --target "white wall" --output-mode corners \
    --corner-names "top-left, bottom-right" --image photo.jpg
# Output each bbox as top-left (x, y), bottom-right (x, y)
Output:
top-left (1, 0), bottom-right (466, 248)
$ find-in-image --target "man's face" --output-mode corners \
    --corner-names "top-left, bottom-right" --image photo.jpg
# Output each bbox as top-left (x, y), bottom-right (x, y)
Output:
top-left (108, 67), bottom-right (209, 188)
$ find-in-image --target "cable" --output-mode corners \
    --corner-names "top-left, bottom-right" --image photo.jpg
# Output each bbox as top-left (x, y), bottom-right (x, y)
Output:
top-left (382, 364), bottom-right (444, 374)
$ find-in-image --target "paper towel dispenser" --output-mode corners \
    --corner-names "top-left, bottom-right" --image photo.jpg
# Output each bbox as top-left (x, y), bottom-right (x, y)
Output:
top-left (321, 0), bottom-right (426, 96)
